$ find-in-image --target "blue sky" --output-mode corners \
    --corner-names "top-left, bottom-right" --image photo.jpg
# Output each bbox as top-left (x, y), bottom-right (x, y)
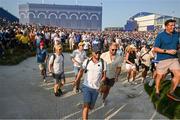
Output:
top-left (0, 0), bottom-right (180, 28)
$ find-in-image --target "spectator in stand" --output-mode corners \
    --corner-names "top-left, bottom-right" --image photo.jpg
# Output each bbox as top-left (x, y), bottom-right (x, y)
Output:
top-left (75, 32), bottom-right (81, 46)
top-left (83, 39), bottom-right (91, 55)
top-left (44, 29), bottom-right (51, 47)
top-left (20, 32), bottom-right (30, 49)
top-left (69, 32), bottom-right (75, 50)
top-left (29, 30), bottom-right (36, 51)
top-left (54, 33), bottom-right (61, 46)
top-left (35, 32), bottom-right (42, 49)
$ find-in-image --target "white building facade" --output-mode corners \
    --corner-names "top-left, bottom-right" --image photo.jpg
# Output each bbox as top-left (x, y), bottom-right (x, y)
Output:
top-left (128, 12), bottom-right (180, 31)
top-left (134, 14), bottom-right (161, 31)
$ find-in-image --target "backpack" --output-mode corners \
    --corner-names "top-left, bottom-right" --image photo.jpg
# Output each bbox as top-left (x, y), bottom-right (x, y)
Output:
top-left (84, 58), bottom-right (104, 73)
top-left (50, 53), bottom-right (65, 80)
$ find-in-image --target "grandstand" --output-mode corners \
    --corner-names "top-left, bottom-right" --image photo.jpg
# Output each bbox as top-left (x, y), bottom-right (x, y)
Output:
top-left (19, 3), bottom-right (102, 31)
top-left (0, 7), bottom-right (19, 23)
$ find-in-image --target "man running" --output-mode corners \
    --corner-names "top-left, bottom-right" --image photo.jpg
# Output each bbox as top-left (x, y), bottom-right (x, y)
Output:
top-left (74, 46), bottom-right (106, 120)
top-left (100, 42), bottom-right (123, 105)
top-left (154, 19), bottom-right (180, 101)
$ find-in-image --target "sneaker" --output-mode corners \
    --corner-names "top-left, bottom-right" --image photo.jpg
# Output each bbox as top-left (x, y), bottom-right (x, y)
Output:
top-left (73, 87), bottom-right (77, 93)
top-left (155, 93), bottom-right (160, 100)
top-left (129, 78), bottom-right (133, 82)
top-left (148, 79), bottom-right (154, 87)
top-left (76, 89), bottom-right (79, 93)
top-left (102, 100), bottom-right (107, 107)
top-left (141, 77), bottom-right (145, 83)
top-left (131, 81), bottom-right (138, 85)
top-left (43, 79), bottom-right (47, 83)
top-left (167, 92), bottom-right (180, 102)
top-left (54, 92), bottom-right (60, 97)
top-left (58, 89), bottom-right (63, 95)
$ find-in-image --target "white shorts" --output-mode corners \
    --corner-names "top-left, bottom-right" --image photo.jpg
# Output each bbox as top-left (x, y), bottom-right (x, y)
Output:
top-left (126, 63), bottom-right (136, 71)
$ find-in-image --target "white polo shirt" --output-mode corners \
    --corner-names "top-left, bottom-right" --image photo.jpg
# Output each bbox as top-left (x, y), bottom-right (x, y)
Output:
top-left (82, 59), bottom-right (107, 89)
top-left (101, 51), bottom-right (123, 79)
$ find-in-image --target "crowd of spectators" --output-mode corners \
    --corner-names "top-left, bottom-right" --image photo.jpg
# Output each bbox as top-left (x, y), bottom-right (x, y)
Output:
top-left (0, 17), bottom-right (159, 58)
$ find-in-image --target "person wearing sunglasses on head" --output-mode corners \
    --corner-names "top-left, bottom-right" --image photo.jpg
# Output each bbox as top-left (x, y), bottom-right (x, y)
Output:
top-left (100, 42), bottom-right (123, 106)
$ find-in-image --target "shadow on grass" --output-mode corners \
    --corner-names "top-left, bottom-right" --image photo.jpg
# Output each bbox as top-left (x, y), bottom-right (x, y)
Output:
top-left (144, 80), bottom-right (180, 119)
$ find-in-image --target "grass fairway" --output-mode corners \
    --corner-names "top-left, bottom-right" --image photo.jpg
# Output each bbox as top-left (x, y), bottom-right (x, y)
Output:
top-left (144, 80), bottom-right (180, 119)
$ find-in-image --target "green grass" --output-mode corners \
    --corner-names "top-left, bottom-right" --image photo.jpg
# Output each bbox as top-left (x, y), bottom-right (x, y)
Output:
top-left (144, 80), bottom-right (180, 119)
top-left (0, 48), bottom-right (36, 65)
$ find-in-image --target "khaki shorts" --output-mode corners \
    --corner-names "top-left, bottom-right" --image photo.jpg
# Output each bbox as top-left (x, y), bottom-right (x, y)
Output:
top-left (38, 63), bottom-right (46, 71)
top-left (156, 58), bottom-right (180, 74)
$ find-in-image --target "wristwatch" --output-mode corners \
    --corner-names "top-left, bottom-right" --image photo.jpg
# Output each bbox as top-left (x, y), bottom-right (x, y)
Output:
top-left (164, 49), bottom-right (166, 53)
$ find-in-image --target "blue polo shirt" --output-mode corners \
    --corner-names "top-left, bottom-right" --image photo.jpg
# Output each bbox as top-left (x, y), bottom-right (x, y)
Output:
top-left (154, 31), bottom-right (179, 61)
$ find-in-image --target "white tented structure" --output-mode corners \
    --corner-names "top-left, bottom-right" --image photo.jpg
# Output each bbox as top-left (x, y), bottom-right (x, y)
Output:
top-left (134, 14), bottom-right (161, 31)
top-left (125, 12), bottom-right (180, 31)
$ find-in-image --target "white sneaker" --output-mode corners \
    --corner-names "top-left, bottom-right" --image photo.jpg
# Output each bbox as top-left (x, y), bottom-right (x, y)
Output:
top-left (148, 79), bottom-right (154, 87)
top-left (141, 77), bottom-right (145, 83)
top-left (133, 81), bottom-right (138, 85)
top-left (43, 79), bottom-right (47, 83)
top-left (129, 78), bottom-right (133, 82)
top-left (102, 100), bottom-right (108, 107)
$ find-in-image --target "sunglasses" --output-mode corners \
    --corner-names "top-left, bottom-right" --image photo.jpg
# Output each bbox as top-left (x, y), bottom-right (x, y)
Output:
top-left (111, 49), bottom-right (117, 52)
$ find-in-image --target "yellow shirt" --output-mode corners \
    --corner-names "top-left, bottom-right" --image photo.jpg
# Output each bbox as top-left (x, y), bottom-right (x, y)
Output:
top-left (20, 35), bottom-right (29, 44)
top-left (15, 34), bottom-right (22, 42)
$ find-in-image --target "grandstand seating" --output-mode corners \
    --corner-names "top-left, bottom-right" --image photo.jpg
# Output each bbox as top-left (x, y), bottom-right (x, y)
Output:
top-left (0, 7), bottom-right (19, 22)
